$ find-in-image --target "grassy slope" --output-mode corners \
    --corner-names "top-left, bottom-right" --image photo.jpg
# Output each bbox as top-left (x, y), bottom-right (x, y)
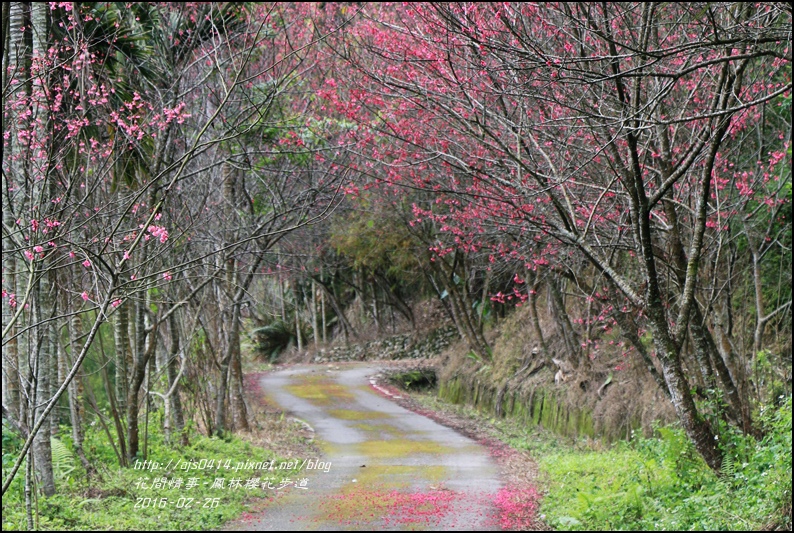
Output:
top-left (405, 385), bottom-right (792, 531)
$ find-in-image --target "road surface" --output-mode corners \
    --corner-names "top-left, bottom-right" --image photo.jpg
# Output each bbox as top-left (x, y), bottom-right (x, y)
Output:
top-left (229, 363), bottom-right (502, 530)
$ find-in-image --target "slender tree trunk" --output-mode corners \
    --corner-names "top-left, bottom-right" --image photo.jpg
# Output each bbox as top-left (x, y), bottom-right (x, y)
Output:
top-left (664, 196), bottom-right (747, 427)
top-left (312, 280), bottom-right (319, 349)
top-left (32, 277), bottom-right (55, 496)
top-left (315, 277), bottom-right (357, 342)
top-left (97, 330), bottom-right (127, 464)
top-left (371, 279), bottom-right (381, 333)
top-left (320, 280), bottom-right (328, 345)
top-left (229, 309), bottom-right (249, 431)
top-left (444, 274), bottom-right (487, 356)
top-left (4, 0), bottom-right (29, 445)
top-left (647, 303), bottom-right (723, 471)
top-left (425, 270), bottom-right (457, 328)
top-left (691, 305), bottom-right (745, 425)
top-left (1, 196), bottom-right (19, 425)
top-left (1, 287), bottom-right (20, 425)
top-left (548, 277), bottom-right (581, 367)
top-left (1, 3), bottom-right (9, 89)
top-left (55, 324), bottom-right (68, 437)
top-left (126, 311), bottom-right (156, 462)
top-left (713, 315), bottom-right (753, 434)
top-left (279, 277), bottom-right (286, 322)
top-left (167, 312), bottom-right (187, 446)
top-left (114, 302), bottom-right (130, 412)
top-left (147, 341), bottom-right (156, 414)
top-left (219, 159), bottom-right (248, 431)
top-left (126, 364), bottom-right (144, 462)
top-left (478, 268), bottom-right (492, 331)
top-left (126, 338), bottom-right (156, 462)
top-left (295, 285), bottom-right (303, 352)
top-left (431, 251), bottom-right (489, 357)
top-left (66, 311), bottom-right (92, 473)
top-left (215, 302), bottom-right (243, 436)
top-left (25, 447), bottom-right (34, 530)
top-left (214, 355), bottom-right (230, 437)
top-left (751, 249), bottom-right (765, 356)
top-left (372, 271), bottom-right (415, 328)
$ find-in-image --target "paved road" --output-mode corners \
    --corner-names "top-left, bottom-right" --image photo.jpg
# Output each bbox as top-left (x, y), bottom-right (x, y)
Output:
top-left (231, 363), bottom-right (502, 530)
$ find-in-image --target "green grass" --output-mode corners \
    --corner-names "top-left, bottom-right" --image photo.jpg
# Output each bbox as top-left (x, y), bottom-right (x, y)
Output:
top-left (532, 397), bottom-right (791, 530)
top-left (2, 423), bottom-right (305, 530)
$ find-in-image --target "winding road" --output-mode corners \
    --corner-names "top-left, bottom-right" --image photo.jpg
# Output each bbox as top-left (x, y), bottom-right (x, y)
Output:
top-left (231, 363), bottom-right (503, 530)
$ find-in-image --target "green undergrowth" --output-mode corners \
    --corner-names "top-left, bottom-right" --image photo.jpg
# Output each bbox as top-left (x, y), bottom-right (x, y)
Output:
top-left (406, 388), bottom-right (792, 531)
top-left (1, 424), bottom-right (304, 531)
top-left (535, 396), bottom-right (791, 531)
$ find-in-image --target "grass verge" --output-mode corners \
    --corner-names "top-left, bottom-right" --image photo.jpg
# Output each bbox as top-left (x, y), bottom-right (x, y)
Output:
top-left (402, 386), bottom-right (791, 531)
top-left (2, 423), bottom-right (309, 531)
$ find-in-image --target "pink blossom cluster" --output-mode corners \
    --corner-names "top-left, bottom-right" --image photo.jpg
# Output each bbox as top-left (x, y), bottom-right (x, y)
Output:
top-left (147, 225), bottom-right (169, 243)
top-left (3, 290), bottom-right (18, 308)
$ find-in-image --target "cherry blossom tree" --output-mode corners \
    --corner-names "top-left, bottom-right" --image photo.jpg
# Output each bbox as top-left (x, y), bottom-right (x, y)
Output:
top-left (317, 2), bottom-right (791, 471)
top-left (2, 1), bottom-right (351, 495)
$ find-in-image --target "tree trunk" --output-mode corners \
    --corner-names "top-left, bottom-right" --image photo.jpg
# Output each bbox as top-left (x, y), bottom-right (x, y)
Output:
top-left (639, 196), bottom-right (723, 472)
top-left (97, 325), bottom-right (128, 464)
top-left (311, 280), bottom-right (319, 349)
top-left (114, 301), bottom-right (130, 412)
top-left (214, 354), bottom-right (231, 437)
top-left (167, 312), bottom-right (187, 445)
top-left (713, 315), bottom-right (753, 435)
top-left (372, 271), bottom-right (415, 328)
top-left (295, 284), bottom-right (303, 351)
top-left (215, 302), bottom-right (244, 436)
top-left (663, 195), bottom-right (747, 428)
top-left (1, 190), bottom-right (19, 426)
top-left (229, 309), bottom-right (249, 431)
top-left (548, 277), bottom-right (581, 367)
top-left (425, 271), bottom-right (457, 328)
top-left (315, 276), bottom-right (358, 342)
top-left (32, 277), bottom-right (55, 497)
top-left (691, 304), bottom-right (745, 427)
top-left (432, 252), bottom-right (489, 357)
top-left (126, 316), bottom-right (156, 462)
top-left (66, 311), bottom-right (93, 473)
top-left (371, 279), bottom-right (381, 333)
top-left (279, 277), bottom-right (286, 322)
top-left (321, 281), bottom-right (327, 344)
top-left (647, 306), bottom-right (723, 472)
top-left (478, 268), bottom-right (492, 331)
top-left (3, 0), bottom-right (30, 445)
top-left (612, 304), bottom-right (668, 394)
top-left (25, 448), bottom-right (34, 529)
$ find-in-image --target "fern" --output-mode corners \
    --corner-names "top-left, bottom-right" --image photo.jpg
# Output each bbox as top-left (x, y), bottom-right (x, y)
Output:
top-left (250, 320), bottom-right (297, 362)
top-left (720, 454), bottom-right (737, 479)
top-left (50, 437), bottom-right (76, 480)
